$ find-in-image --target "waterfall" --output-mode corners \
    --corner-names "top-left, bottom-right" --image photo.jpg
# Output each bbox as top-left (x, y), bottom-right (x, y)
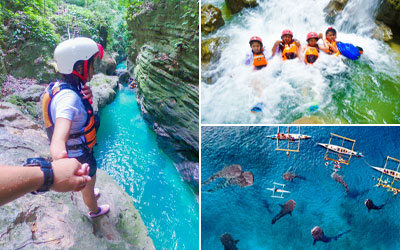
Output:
top-left (202, 0), bottom-right (400, 124)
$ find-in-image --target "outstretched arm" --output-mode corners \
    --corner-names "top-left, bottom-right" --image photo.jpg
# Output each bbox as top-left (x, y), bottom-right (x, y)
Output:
top-left (50, 118), bottom-right (72, 160)
top-left (271, 40), bottom-right (281, 57)
top-left (0, 159), bottom-right (91, 206)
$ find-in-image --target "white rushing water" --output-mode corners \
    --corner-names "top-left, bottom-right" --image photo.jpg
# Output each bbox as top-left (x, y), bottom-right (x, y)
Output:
top-left (201, 0), bottom-right (400, 124)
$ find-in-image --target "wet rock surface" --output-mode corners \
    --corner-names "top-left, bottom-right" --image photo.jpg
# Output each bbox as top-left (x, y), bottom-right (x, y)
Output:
top-left (324, 0), bottom-right (348, 23)
top-left (372, 21), bottom-right (393, 41)
top-left (127, 0), bottom-right (199, 189)
top-left (88, 73), bottom-right (119, 112)
top-left (376, 0), bottom-right (400, 33)
top-left (225, 0), bottom-right (258, 14)
top-left (202, 4), bottom-right (225, 35)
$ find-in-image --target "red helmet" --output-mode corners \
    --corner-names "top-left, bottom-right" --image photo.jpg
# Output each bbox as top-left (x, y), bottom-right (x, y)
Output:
top-left (281, 29), bottom-right (293, 38)
top-left (307, 32), bottom-right (319, 41)
top-left (249, 36), bottom-right (263, 46)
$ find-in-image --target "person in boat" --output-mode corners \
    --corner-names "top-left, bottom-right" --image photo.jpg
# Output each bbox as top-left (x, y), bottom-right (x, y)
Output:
top-left (244, 36), bottom-right (268, 70)
top-left (301, 32), bottom-right (329, 64)
top-left (42, 37), bottom-right (110, 218)
top-left (271, 29), bottom-right (301, 61)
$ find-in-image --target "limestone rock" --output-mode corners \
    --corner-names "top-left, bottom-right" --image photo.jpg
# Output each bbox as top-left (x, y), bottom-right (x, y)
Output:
top-left (127, 0), bottom-right (199, 189)
top-left (97, 51), bottom-right (117, 76)
top-left (18, 85), bottom-right (46, 102)
top-left (87, 73), bottom-right (119, 112)
top-left (225, 0), bottom-right (258, 14)
top-left (324, 0), bottom-right (348, 23)
top-left (376, 0), bottom-right (400, 32)
top-left (0, 102), bottom-right (49, 166)
top-left (372, 21), bottom-right (393, 41)
top-left (201, 38), bottom-right (223, 64)
top-left (0, 170), bottom-right (155, 250)
top-left (202, 4), bottom-right (225, 35)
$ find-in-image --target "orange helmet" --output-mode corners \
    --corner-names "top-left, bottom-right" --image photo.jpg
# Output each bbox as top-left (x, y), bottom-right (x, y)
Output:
top-left (249, 36), bottom-right (263, 47)
top-left (306, 32), bottom-right (319, 41)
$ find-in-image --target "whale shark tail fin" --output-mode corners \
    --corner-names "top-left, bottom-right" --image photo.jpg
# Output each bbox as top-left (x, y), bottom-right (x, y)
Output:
top-left (333, 229), bottom-right (351, 241)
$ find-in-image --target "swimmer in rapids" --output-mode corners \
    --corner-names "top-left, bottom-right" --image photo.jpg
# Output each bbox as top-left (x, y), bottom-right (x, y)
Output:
top-left (202, 164), bottom-right (254, 192)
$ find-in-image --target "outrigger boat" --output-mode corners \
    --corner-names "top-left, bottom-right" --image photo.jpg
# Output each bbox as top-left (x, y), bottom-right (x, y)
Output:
top-left (372, 156), bottom-right (400, 195)
top-left (267, 182), bottom-right (290, 198)
top-left (319, 133), bottom-right (362, 165)
top-left (267, 133), bottom-right (312, 140)
top-left (317, 143), bottom-right (364, 158)
top-left (268, 126), bottom-right (310, 153)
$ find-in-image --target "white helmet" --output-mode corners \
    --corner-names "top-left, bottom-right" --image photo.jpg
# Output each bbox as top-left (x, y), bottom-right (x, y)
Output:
top-left (54, 37), bottom-right (103, 82)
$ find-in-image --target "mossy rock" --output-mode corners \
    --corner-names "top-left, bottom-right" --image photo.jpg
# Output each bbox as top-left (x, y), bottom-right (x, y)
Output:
top-left (372, 21), bottom-right (393, 41)
top-left (225, 0), bottom-right (258, 14)
top-left (201, 38), bottom-right (222, 64)
top-left (376, 0), bottom-right (400, 32)
top-left (201, 4), bottom-right (225, 35)
top-left (324, 0), bottom-right (348, 24)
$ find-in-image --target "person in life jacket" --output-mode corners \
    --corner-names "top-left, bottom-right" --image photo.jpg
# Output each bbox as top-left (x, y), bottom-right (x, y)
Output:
top-left (301, 32), bottom-right (329, 64)
top-left (271, 29), bottom-right (301, 60)
top-left (244, 36), bottom-right (268, 70)
top-left (322, 27), bottom-right (340, 56)
top-left (42, 37), bottom-right (109, 218)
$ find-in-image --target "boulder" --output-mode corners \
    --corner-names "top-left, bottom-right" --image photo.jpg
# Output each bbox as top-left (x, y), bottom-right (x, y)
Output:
top-left (376, 0), bottom-right (400, 32)
top-left (225, 0), bottom-right (258, 14)
top-left (96, 51), bottom-right (117, 76)
top-left (201, 38), bottom-right (223, 64)
top-left (201, 4), bottom-right (225, 35)
top-left (87, 73), bottom-right (119, 112)
top-left (372, 21), bottom-right (393, 41)
top-left (18, 85), bottom-right (46, 102)
top-left (324, 0), bottom-right (348, 23)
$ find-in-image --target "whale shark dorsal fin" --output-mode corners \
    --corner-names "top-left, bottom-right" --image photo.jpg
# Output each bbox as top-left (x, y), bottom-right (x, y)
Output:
top-left (313, 239), bottom-right (317, 245)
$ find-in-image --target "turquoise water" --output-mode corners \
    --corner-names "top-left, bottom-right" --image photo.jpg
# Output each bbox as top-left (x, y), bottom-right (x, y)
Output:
top-left (94, 87), bottom-right (199, 250)
top-left (202, 126), bottom-right (400, 250)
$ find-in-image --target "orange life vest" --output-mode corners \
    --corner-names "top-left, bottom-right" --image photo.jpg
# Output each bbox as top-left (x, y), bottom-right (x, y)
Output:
top-left (42, 82), bottom-right (99, 151)
top-left (304, 46), bottom-right (319, 64)
top-left (324, 39), bottom-right (340, 56)
top-left (253, 50), bottom-right (268, 69)
top-left (280, 41), bottom-right (298, 60)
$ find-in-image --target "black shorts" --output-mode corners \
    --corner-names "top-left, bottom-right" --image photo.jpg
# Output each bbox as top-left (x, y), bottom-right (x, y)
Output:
top-left (75, 151), bottom-right (97, 177)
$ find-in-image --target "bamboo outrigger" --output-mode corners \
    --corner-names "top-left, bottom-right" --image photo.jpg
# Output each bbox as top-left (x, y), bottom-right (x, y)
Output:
top-left (267, 126), bottom-right (311, 153)
top-left (318, 133), bottom-right (363, 165)
top-left (266, 182), bottom-right (291, 198)
top-left (372, 156), bottom-right (400, 195)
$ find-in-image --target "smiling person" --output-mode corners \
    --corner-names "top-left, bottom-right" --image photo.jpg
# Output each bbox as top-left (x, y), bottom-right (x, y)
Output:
top-left (42, 37), bottom-right (109, 218)
top-left (244, 36), bottom-right (269, 70)
top-left (271, 29), bottom-right (301, 60)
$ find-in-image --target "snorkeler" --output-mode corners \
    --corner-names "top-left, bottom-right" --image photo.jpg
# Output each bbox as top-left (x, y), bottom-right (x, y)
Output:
top-left (202, 164), bottom-right (254, 192)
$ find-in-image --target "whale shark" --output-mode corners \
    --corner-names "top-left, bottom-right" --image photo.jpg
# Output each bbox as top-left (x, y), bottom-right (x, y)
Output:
top-left (311, 226), bottom-right (350, 245)
top-left (271, 199), bottom-right (296, 224)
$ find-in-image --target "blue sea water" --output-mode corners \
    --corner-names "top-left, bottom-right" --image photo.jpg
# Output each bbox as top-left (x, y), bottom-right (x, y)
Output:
top-left (94, 87), bottom-right (199, 250)
top-left (201, 126), bottom-right (400, 250)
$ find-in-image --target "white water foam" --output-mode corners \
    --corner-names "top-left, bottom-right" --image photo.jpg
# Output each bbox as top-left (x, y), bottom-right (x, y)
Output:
top-left (202, 0), bottom-right (400, 124)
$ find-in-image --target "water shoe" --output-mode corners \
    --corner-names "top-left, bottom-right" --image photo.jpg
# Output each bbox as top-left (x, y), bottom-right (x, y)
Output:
top-left (89, 204), bottom-right (110, 218)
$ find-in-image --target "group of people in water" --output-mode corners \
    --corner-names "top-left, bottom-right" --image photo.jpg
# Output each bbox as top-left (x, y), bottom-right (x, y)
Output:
top-left (245, 27), bottom-right (363, 69)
